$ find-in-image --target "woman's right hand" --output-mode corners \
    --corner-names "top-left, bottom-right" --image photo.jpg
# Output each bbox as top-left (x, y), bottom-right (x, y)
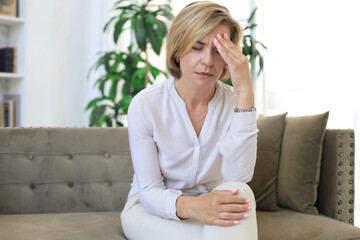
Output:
top-left (176, 189), bottom-right (251, 226)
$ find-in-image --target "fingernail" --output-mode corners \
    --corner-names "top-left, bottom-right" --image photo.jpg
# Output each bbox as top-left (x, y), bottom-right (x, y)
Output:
top-left (248, 206), bottom-right (252, 210)
top-left (231, 188), bottom-right (239, 194)
top-left (217, 33), bottom-right (221, 38)
top-left (246, 199), bottom-right (250, 203)
top-left (213, 38), bottom-right (219, 44)
top-left (224, 33), bottom-right (229, 39)
top-left (234, 220), bottom-right (240, 225)
top-left (244, 213), bottom-right (249, 218)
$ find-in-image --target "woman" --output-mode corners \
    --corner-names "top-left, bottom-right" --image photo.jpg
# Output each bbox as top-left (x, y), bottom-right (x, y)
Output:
top-left (121, 1), bottom-right (258, 239)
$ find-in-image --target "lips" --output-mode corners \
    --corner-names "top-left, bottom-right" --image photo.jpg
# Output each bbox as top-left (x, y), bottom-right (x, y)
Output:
top-left (196, 72), bottom-right (214, 77)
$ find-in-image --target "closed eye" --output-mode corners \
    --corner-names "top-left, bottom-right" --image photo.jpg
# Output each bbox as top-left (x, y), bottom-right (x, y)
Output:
top-left (192, 47), bottom-right (202, 50)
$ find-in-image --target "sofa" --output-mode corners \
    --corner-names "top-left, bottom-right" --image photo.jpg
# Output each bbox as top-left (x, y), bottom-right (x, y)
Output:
top-left (1, 112), bottom-right (360, 240)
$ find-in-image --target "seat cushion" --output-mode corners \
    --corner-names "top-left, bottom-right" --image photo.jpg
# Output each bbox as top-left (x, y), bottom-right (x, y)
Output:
top-left (257, 209), bottom-right (360, 240)
top-left (2, 210), bottom-right (360, 240)
top-left (0, 212), bottom-right (125, 240)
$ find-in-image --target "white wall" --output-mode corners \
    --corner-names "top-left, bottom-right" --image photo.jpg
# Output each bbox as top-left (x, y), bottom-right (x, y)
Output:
top-left (22, 0), bottom-right (254, 127)
top-left (257, 0), bottom-right (360, 227)
top-left (258, 0), bottom-right (360, 126)
top-left (23, 0), bottom-right (110, 127)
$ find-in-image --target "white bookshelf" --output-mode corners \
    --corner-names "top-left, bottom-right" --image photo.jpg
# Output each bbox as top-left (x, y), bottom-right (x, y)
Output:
top-left (0, 72), bottom-right (23, 79)
top-left (0, 0), bottom-right (25, 126)
top-left (0, 15), bottom-right (25, 25)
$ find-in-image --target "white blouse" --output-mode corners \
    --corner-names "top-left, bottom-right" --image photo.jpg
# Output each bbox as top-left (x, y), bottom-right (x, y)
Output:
top-left (127, 77), bottom-right (258, 221)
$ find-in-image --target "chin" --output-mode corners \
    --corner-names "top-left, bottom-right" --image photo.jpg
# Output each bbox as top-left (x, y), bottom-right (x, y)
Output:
top-left (193, 78), bottom-right (218, 89)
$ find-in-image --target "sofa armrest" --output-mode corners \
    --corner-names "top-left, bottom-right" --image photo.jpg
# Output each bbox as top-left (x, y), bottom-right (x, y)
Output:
top-left (317, 129), bottom-right (355, 225)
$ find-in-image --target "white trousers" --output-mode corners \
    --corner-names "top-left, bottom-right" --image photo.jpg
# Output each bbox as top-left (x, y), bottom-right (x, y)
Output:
top-left (121, 182), bottom-right (258, 240)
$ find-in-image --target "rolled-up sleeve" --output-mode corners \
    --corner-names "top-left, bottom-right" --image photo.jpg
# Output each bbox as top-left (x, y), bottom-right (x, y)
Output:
top-left (217, 111), bottom-right (258, 183)
top-left (127, 95), bottom-right (182, 220)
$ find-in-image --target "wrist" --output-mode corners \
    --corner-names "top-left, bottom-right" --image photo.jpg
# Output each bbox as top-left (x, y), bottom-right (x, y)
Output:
top-left (236, 91), bottom-right (254, 110)
top-left (176, 196), bottom-right (194, 220)
top-left (234, 82), bottom-right (253, 95)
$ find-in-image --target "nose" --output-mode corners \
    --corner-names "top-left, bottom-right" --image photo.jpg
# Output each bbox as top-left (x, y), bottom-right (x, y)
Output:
top-left (201, 50), bottom-right (213, 66)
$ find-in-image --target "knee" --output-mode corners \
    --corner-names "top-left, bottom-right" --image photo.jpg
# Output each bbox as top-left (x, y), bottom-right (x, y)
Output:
top-left (120, 210), bottom-right (130, 237)
top-left (214, 182), bottom-right (256, 207)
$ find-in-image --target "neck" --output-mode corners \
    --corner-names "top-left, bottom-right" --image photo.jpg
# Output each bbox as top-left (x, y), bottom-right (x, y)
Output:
top-left (174, 78), bottom-right (216, 109)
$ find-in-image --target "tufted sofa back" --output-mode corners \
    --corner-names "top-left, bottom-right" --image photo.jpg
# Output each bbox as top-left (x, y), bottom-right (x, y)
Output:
top-left (0, 128), bottom-right (133, 214)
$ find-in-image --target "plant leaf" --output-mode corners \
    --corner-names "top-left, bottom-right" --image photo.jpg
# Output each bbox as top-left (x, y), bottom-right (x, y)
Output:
top-left (106, 117), bottom-right (114, 127)
top-left (149, 64), bottom-right (167, 79)
top-left (132, 68), bottom-right (146, 91)
top-left (258, 55), bottom-right (264, 77)
top-left (134, 15), bottom-right (147, 52)
top-left (155, 8), bottom-right (174, 20)
top-left (255, 40), bottom-right (268, 50)
top-left (154, 18), bottom-right (167, 37)
top-left (145, 19), bottom-right (162, 54)
top-left (114, 18), bottom-right (129, 44)
top-left (116, 120), bottom-right (124, 127)
top-left (98, 79), bottom-right (107, 96)
top-left (85, 97), bottom-right (108, 111)
top-left (103, 16), bottom-right (117, 32)
top-left (114, 0), bottom-right (129, 6)
top-left (113, 5), bottom-right (137, 11)
top-left (97, 114), bottom-right (110, 127)
top-left (248, 7), bottom-right (257, 22)
top-left (109, 78), bottom-right (120, 101)
top-left (244, 24), bottom-right (258, 31)
top-left (119, 95), bottom-right (133, 114)
top-left (89, 105), bottom-right (107, 126)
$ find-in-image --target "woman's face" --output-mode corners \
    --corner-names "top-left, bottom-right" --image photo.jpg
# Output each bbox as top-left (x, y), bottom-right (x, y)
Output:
top-left (177, 24), bottom-right (230, 89)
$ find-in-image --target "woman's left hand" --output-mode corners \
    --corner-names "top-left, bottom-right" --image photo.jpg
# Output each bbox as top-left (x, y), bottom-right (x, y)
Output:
top-left (213, 33), bottom-right (254, 108)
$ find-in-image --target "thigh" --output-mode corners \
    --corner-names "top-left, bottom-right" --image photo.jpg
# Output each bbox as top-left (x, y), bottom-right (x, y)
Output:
top-left (121, 194), bottom-right (203, 240)
top-left (203, 182), bottom-right (258, 240)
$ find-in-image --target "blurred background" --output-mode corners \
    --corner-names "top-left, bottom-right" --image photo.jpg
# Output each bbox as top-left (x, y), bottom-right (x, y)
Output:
top-left (0, 0), bottom-right (359, 226)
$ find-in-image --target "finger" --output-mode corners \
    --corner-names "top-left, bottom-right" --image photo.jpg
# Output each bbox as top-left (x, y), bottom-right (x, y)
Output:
top-left (223, 33), bottom-right (238, 49)
top-left (211, 213), bottom-right (250, 227)
top-left (213, 37), bottom-right (237, 67)
top-left (221, 203), bottom-right (251, 213)
top-left (215, 188), bottom-right (239, 195)
top-left (219, 211), bottom-right (250, 221)
top-left (213, 190), bottom-right (250, 203)
top-left (216, 33), bottom-right (241, 58)
top-left (223, 33), bottom-right (242, 59)
top-left (213, 38), bottom-right (241, 70)
top-left (211, 219), bottom-right (240, 227)
top-left (219, 195), bottom-right (250, 204)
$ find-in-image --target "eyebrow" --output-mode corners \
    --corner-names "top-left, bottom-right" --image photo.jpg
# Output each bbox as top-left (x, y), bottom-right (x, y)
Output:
top-left (196, 41), bottom-right (206, 45)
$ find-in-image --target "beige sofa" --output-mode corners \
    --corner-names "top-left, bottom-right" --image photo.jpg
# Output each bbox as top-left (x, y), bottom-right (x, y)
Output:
top-left (1, 114), bottom-right (360, 239)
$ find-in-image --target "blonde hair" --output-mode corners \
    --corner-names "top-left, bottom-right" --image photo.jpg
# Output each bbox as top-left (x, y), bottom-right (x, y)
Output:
top-left (166, 1), bottom-right (243, 80)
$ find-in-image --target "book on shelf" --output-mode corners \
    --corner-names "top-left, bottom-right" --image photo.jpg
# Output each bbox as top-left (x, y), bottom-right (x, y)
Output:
top-left (0, 101), bottom-right (4, 127)
top-left (0, 47), bottom-right (17, 73)
top-left (0, 0), bottom-right (17, 17)
top-left (0, 99), bottom-right (15, 127)
top-left (0, 94), bottom-right (18, 127)
top-left (4, 94), bottom-right (19, 126)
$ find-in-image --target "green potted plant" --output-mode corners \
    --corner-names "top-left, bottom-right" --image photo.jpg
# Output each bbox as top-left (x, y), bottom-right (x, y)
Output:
top-left (86, 0), bottom-right (173, 127)
top-left (86, 3), bottom-right (265, 127)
